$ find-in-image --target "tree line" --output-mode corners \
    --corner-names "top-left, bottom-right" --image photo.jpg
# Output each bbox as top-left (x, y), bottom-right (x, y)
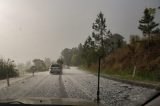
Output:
top-left (60, 7), bottom-right (160, 70)
top-left (16, 57), bottom-right (53, 74)
top-left (60, 12), bottom-right (126, 67)
top-left (0, 57), bottom-right (54, 79)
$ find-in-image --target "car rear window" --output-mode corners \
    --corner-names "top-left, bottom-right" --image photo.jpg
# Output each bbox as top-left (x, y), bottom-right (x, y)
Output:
top-left (51, 64), bottom-right (61, 68)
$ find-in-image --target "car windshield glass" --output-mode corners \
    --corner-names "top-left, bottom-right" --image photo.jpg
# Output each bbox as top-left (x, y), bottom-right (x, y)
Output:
top-left (0, 0), bottom-right (159, 106)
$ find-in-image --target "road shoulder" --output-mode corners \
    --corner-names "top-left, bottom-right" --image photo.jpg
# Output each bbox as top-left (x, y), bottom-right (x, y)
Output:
top-left (78, 67), bottom-right (160, 90)
top-left (0, 74), bottom-right (32, 89)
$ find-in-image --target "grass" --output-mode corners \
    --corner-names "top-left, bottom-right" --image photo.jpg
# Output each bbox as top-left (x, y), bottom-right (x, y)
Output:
top-left (79, 66), bottom-right (160, 84)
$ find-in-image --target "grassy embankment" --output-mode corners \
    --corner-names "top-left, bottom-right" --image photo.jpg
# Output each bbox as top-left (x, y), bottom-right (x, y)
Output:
top-left (80, 37), bottom-right (160, 84)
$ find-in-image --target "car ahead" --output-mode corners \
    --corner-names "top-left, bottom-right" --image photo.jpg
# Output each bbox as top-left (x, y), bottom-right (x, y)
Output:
top-left (49, 64), bottom-right (62, 74)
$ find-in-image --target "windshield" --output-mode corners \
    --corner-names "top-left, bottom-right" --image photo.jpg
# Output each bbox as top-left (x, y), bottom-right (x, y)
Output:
top-left (0, 0), bottom-right (160, 106)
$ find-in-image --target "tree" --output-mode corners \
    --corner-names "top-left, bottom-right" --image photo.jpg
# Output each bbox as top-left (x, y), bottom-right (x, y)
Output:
top-left (152, 28), bottom-right (160, 34)
top-left (33, 59), bottom-right (46, 71)
top-left (44, 57), bottom-right (52, 69)
top-left (71, 54), bottom-right (78, 66)
top-left (92, 12), bottom-right (112, 103)
top-left (83, 36), bottom-right (95, 50)
top-left (82, 36), bottom-right (98, 66)
top-left (138, 8), bottom-right (159, 40)
top-left (61, 48), bottom-right (72, 66)
top-left (92, 12), bottom-right (112, 57)
top-left (130, 35), bottom-right (140, 44)
top-left (0, 58), bottom-right (18, 79)
top-left (138, 8), bottom-right (159, 71)
top-left (109, 33), bottom-right (125, 52)
top-left (74, 43), bottom-right (84, 66)
top-left (57, 57), bottom-right (63, 65)
top-left (78, 43), bottom-right (83, 54)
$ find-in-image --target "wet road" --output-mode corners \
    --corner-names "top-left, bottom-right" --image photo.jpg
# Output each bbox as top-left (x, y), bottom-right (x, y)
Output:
top-left (0, 67), bottom-right (158, 106)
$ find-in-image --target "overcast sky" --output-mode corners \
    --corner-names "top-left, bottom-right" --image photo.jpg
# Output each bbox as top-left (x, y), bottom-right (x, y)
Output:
top-left (0, 0), bottom-right (159, 63)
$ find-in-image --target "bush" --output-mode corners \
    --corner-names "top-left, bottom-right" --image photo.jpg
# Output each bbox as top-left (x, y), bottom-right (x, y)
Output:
top-left (0, 59), bottom-right (19, 80)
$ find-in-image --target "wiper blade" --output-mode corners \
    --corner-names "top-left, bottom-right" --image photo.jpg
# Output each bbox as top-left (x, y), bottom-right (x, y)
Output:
top-left (141, 92), bottom-right (160, 106)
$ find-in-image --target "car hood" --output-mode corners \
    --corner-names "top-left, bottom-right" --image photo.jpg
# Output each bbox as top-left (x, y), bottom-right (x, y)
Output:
top-left (0, 97), bottom-right (105, 106)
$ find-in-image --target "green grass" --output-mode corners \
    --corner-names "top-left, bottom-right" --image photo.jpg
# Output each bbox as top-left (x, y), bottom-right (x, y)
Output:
top-left (79, 66), bottom-right (160, 84)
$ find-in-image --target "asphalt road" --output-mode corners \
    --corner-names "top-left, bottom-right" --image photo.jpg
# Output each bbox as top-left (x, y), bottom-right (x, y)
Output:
top-left (0, 67), bottom-right (158, 106)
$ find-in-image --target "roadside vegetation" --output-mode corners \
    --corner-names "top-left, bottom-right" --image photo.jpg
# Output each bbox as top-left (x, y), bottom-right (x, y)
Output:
top-left (0, 57), bottom-right (54, 80)
top-left (17, 58), bottom-right (53, 73)
top-left (60, 7), bottom-right (160, 82)
top-left (0, 58), bottom-right (19, 79)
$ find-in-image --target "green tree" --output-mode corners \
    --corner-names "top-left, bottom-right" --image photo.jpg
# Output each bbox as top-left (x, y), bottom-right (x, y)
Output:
top-left (71, 54), bottom-right (78, 66)
top-left (138, 8), bottom-right (159, 40)
top-left (82, 36), bottom-right (98, 66)
top-left (69, 43), bottom-right (84, 66)
top-left (0, 58), bottom-right (18, 79)
top-left (138, 8), bottom-right (159, 71)
top-left (76, 43), bottom-right (84, 65)
top-left (109, 33), bottom-right (125, 53)
top-left (57, 57), bottom-right (63, 66)
top-left (61, 48), bottom-right (72, 66)
top-left (92, 12), bottom-right (112, 57)
top-left (33, 59), bottom-right (46, 71)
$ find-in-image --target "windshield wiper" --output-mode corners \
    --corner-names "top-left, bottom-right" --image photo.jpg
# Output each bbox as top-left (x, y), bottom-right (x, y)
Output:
top-left (141, 92), bottom-right (160, 106)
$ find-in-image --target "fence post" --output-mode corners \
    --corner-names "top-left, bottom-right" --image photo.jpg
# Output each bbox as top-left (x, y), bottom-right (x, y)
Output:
top-left (132, 65), bottom-right (136, 78)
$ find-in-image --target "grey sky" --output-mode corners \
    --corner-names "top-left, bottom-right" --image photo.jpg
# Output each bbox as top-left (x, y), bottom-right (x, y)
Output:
top-left (0, 0), bottom-right (159, 63)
